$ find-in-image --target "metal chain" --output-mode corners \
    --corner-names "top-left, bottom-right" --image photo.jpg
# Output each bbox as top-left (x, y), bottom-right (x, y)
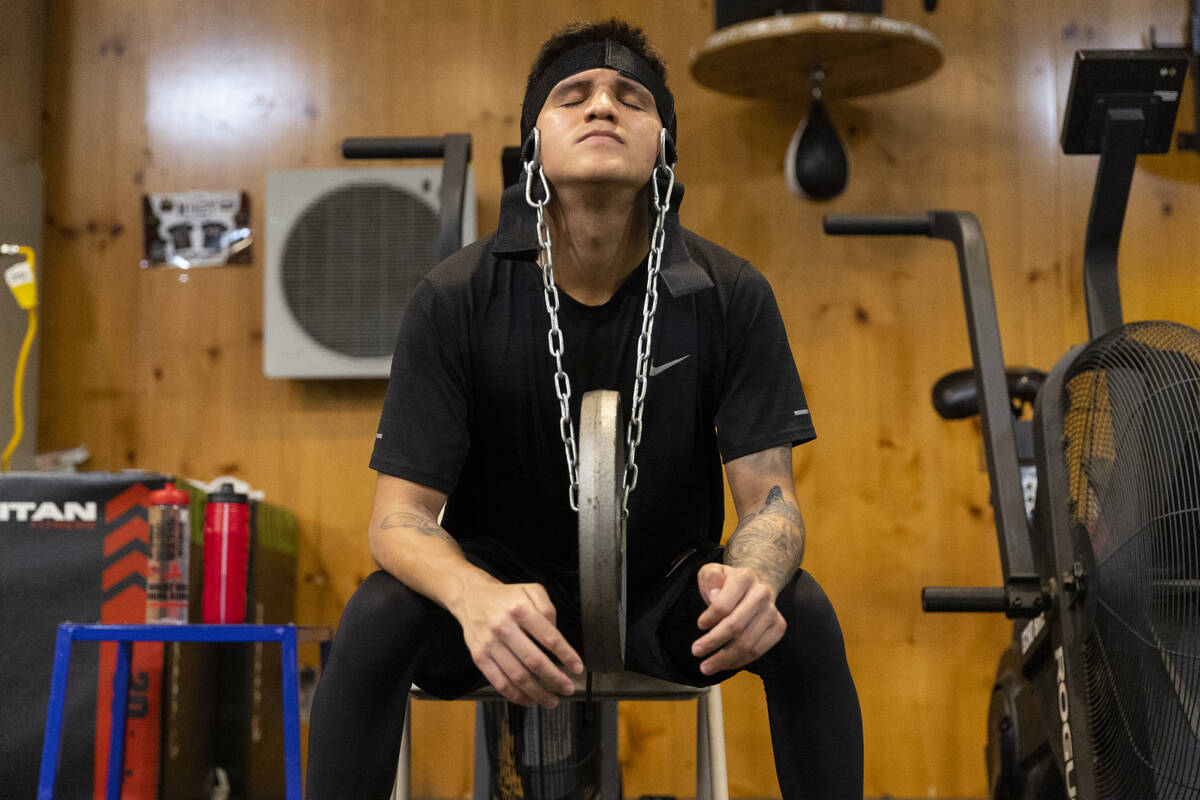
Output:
top-left (525, 141), bottom-right (580, 510)
top-left (625, 135), bottom-right (675, 513)
top-left (524, 127), bottom-right (676, 517)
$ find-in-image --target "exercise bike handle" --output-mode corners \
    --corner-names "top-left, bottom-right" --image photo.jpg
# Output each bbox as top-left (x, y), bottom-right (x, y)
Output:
top-left (341, 135), bottom-right (473, 160)
top-left (823, 213), bottom-right (934, 237)
top-left (823, 210), bottom-right (1043, 609)
top-left (921, 586), bottom-right (1007, 613)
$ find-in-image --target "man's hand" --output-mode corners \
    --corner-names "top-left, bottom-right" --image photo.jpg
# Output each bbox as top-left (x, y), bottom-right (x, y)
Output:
top-left (691, 562), bottom-right (787, 675)
top-left (454, 579), bottom-right (584, 708)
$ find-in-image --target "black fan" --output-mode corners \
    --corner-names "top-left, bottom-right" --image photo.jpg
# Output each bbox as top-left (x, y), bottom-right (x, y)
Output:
top-left (825, 48), bottom-right (1198, 800)
top-left (1056, 322), bottom-right (1200, 797)
top-left (982, 324), bottom-right (1200, 800)
top-left (482, 700), bottom-right (605, 800)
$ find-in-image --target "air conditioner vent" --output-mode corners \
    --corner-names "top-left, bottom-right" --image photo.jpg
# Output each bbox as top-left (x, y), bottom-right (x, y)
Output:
top-left (264, 167), bottom-right (475, 378)
top-left (281, 182), bottom-right (438, 359)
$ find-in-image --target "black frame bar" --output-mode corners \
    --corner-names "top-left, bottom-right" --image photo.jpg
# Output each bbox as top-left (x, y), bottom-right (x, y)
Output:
top-left (824, 211), bottom-right (1045, 616)
top-left (1081, 109), bottom-right (1144, 339)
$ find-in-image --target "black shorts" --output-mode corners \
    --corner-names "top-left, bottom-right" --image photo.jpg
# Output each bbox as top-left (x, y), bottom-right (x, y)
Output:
top-left (410, 538), bottom-right (739, 698)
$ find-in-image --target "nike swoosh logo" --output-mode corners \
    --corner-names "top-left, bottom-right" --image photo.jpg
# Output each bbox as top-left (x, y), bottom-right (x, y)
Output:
top-left (648, 354), bottom-right (691, 377)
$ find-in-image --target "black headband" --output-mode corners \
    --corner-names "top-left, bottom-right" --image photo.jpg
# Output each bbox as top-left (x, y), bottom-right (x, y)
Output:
top-left (520, 40), bottom-right (676, 151)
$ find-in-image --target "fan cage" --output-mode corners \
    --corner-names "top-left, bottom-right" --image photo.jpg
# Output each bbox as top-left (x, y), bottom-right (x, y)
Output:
top-left (281, 182), bottom-right (439, 359)
top-left (482, 700), bottom-right (604, 800)
top-left (1061, 320), bottom-right (1200, 798)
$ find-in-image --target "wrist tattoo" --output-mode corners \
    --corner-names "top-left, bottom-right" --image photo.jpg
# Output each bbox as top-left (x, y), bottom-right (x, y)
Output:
top-left (725, 485), bottom-right (804, 592)
top-left (381, 511), bottom-right (460, 550)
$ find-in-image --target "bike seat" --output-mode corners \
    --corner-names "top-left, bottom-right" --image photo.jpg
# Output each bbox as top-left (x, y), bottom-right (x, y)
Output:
top-left (932, 367), bottom-right (1047, 420)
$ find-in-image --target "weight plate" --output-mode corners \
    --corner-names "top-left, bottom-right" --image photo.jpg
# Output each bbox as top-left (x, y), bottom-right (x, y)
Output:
top-left (577, 390), bottom-right (626, 672)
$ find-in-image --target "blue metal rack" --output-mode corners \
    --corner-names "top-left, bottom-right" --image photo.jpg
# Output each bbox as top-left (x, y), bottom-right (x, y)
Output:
top-left (37, 623), bottom-right (332, 800)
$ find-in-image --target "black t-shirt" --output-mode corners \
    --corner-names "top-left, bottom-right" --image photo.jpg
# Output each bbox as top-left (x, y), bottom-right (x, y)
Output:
top-left (371, 201), bottom-right (814, 602)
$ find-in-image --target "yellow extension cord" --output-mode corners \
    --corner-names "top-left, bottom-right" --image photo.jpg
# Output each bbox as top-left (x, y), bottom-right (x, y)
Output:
top-left (2, 245), bottom-right (37, 472)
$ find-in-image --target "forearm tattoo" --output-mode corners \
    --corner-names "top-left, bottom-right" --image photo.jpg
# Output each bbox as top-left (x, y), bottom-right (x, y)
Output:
top-left (381, 511), bottom-right (461, 552)
top-left (725, 485), bottom-right (805, 592)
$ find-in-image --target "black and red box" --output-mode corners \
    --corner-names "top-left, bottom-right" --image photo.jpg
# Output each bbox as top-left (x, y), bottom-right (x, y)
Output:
top-left (1, 471), bottom-right (171, 798)
top-left (0, 471), bottom-right (298, 799)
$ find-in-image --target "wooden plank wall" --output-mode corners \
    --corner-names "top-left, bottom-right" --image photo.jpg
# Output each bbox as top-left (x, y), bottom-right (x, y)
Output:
top-left (38, 0), bottom-right (1199, 797)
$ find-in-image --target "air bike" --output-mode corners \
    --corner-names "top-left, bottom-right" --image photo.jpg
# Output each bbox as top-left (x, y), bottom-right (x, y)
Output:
top-left (825, 50), bottom-right (1200, 799)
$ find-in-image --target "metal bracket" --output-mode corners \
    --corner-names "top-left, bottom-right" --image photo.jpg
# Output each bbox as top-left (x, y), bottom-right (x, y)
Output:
top-left (1147, 4), bottom-right (1200, 152)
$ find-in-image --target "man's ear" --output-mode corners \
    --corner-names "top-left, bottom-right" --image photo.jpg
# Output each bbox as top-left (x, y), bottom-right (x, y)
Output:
top-left (521, 127), bottom-right (541, 165)
top-left (660, 128), bottom-right (677, 167)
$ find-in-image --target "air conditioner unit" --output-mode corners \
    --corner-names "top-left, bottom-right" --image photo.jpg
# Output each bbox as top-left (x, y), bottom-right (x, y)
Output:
top-left (264, 167), bottom-right (476, 378)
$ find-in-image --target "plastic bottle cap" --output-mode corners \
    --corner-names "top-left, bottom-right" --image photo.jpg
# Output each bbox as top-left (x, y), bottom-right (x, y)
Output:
top-left (150, 481), bottom-right (190, 506)
top-left (207, 481), bottom-right (249, 504)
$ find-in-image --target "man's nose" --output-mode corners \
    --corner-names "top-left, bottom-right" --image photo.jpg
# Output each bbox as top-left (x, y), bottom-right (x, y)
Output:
top-left (584, 88), bottom-right (617, 119)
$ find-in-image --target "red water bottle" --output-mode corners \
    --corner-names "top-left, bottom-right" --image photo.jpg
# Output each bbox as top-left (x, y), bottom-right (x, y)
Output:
top-left (201, 482), bottom-right (251, 623)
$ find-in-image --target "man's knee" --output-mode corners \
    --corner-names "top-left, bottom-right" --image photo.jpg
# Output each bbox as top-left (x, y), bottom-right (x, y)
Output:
top-left (761, 570), bottom-right (850, 670)
top-left (332, 570), bottom-right (438, 654)
top-left (343, 569), bottom-right (422, 618)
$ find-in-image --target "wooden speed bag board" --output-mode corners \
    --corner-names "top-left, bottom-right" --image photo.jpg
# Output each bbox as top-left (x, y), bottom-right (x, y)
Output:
top-left (690, 12), bottom-right (943, 102)
top-left (578, 390), bottom-right (626, 672)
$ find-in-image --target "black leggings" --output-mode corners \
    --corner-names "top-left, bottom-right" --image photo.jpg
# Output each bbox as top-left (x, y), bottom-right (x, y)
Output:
top-left (305, 551), bottom-right (863, 799)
